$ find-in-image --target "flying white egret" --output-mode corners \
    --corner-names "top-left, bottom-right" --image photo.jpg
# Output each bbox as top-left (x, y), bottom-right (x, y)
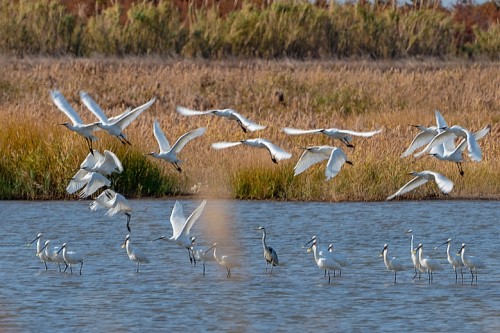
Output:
top-left (212, 138), bottom-right (292, 164)
top-left (57, 243), bottom-right (84, 275)
top-left (50, 90), bottom-right (100, 154)
top-left (386, 170), bottom-right (453, 201)
top-left (457, 243), bottom-right (485, 284)
top-left (28, 233), bottom-right (48, 270)
top-left (327, 244), bottom-right (350, 277)
top-left (435, 238), bottom-right (464, 283)
top-left (401, 110), bottom-right (452, 157)
top-left (429, 125), bottom-right (491, 176)
top-left (66, 150), bottom-right (121, 195)
top-left (293, 146), bottom-right (352, 180)
top-left (406, 230), bottom-right (424, 280)
top-left (176, 106), bottom-right (266, 133)
top-left (80, 91), bottom-right (156, 145)
top-left (414, 124), bottom-right (487, 162)
top-left (89, 189), bottom-right (133, 232)
top-left (205, 242), bottom-right (241, 278)
top-left (147, 120), bottom-right (206, 172)
top-left (152, 200), bottom-right (207, 265)
top-left (67, 171), bottom-right (111, 198)
top-left (122, 234), bottom-right (149, 273)
top-left (380, 244), bottom-right (406, 283)
top-left (283, 127), bottom-right (382, 148)
top-left (257, 226), bottom-right (279, 274)
top-left (416, 243), bottom-right (444, 283)
top-left (192, 238), bottom-right (216, 276)
top-left (308, 239), bottom-right (341, 284)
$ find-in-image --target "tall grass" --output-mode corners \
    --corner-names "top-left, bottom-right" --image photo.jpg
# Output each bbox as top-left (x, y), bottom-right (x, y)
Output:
top-left (0, 0), bottom-right (498, 59)
top-left (0, 58), bottom-right (498, 200)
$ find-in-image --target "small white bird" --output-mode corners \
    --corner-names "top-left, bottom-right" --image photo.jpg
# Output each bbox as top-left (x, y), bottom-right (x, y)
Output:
top-left (176, 106), bottom-right (266, 133)
top-left (283, 127), bottom-right (382, 148)
top-left (308, 239), bottom-right (341, 284)
top-left (327, 244), bottom-right (350, 276)
top-left (436, 238), bottom-right (464, 283)
top-left (401, 110), bottom-right (452, 158)
top-left (152, 200), bottom-right (207, 265)
top-left (122, 234), bottom-right (149, 273)
top-left (67, 171), bottom-right (111, 198)
top-left (457, 243), bottom-right (485, 284)
top-left (380, 244), bottom-right (406, 283)
top-left (212, 138), bottom-right (292, 164)
top-left (57, 243), bottom-right (84, 275)
top-left (386, 170), bottom-right (454, 201)
top-left (89, 189), bottom-right (133, 232)
top-left (205, 242), bottom-right (241, 278)
top-left (51, 90), bottom-right (100, 155)
top-left (414, 124), bottom-right (487, 162)
top-left (147, 120), bottom-right (206, 172)
top-left (66, 150), bottom-right (121, 195)
top-left (416, 243), bottom-right (444, 283)
top-left (80, 91), bottom-right (156, 145)
top-left (293, 146), bottom-right (352, 180)
top-left (257, 226), bottom-right (279, 274)
top-left (429, 125), bottom-right (491, 176)
top-left (28, 233), bottom-right (48, 270)
top-left (406, 230), bottom-right (424, 280)
top-left (192, 238), bottom-right (216, 276)
top-left (37, 240), bottom-right (64, 271)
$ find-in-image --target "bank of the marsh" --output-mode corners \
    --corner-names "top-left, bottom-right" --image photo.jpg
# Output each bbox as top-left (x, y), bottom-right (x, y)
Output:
top-left (0, 57), bottom-right (498, 200)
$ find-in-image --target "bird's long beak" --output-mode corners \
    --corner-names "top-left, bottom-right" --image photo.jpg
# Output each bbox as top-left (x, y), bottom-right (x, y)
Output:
top-left (435, 241), bottom-right (448, 250)
top-left (37, 243), bottom-right (48, 256)
top-left (151, 236), bottom-right (165, 242)
top-left (27, 235), bottom-right (40, 247)
top-left (204, 243), bottom-right (217, 255)
top-left (304, 238), bottom-right (315, 247)
top-left (57, 245), bottom-right (65, 255)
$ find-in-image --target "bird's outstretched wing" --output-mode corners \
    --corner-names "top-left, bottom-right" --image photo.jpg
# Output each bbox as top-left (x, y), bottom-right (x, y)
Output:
top-left (386, 176), bottom-right (429, 201)
top-left (113, 97), bottom-right (156, 130)
top-left (325, 148), bottom-right (348, 180)
top-left (293, 147), bottom-right (330, 176)
top-left (211, 141), bottom-right (243, 150)
top-left (153, 120), bottom-right (171, 153)
top-left (106, 192), bottom-right (131, 216)
top-left (337, 129), bottom-right (383, 137)
top-left (175, 106), bottom-right (214, 116)
top-left (66, 169), bottom-right (89, 194)
top-left (80, 150), bottom-right (104, 170)
top-left (414, 131), bottom-right (457, 158)
top-left (78, 172), bottom-right (111, 198)
top-left (429, 171), bottom-right (454, 194)
top-left (259, 139), bottom-right (292, 161)
top-left (181, 200), bottom-right (207, 236)
top-left (79, 91), bottom-right (110, 123)
top-left (401, 131), bottom-right (436, 158)
top-left (50, 90), bottom-right (84, 125)
top-left (100, 150), bottom-right (123, 174)
top-left (170, 201), bottom-right (186, 238)
top-left (171, 127), bottom-right (206, 154)
top-left (283, 127), bottom-right (323, 135)
top-left (230, 111), bottom-right (266, 132)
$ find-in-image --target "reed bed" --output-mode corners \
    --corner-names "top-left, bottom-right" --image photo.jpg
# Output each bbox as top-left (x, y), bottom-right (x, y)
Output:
top-left (0, 57), bottom-right (498, 201)
top-left (0, 0), bottom-right (499, 59)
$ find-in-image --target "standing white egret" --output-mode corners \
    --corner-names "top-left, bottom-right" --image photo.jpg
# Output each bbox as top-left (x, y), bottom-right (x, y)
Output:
top-left (176, 106), bottom-right (266, 133)
top-left (80, 91), bottom-right (156, 145)
top-left (28, 233), bottom-right (48, 270)
top-left (293, 146), bottom-right (352, 180)
top-left (327, 244), bottom-right (350, 277)
top-left (308, 239), bottom-right (341, 284)
top-left (90, 189), bottom-right (132, 232)
top-left (386, 170), bottom-right (454, 201)
top-left (152, 200), bottom-right (207, 264)
top-left (50, 90), bottom-right (100, 154)
top-left (57, 243), bottom-right (84, 275)
top-left (380, 244), bottom-right (406, 283)
top-left (406, 230), bottom-right (424, 280)
top-left (66, 150), bottom-right (122, 194)
top-left (192, 238), bottom-right (216, 276)
top-left (37, 240), bottom-right (64, 271)
top-left (457, 243), bottom-right (485, 284)
top-left (416, 243), bottom-right (443, 283)
top-left (257, 226), bottom-right (279, 274)
top-left (304, 236), bottom-right (329, 276)
top-left (147, 120), bottom-right (206, 172)
top-left (122, 234), bottom-right (149, 273)
top-left (205, 243), bottom-right (241, 278)
top-left (436, 238), bottom-right (464, 283)
top-left (283, 127), bottom-right (382, 148)
top-left (212, 138), bottom-right (292, 164)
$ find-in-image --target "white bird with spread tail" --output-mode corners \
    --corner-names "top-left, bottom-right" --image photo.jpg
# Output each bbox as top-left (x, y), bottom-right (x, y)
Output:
top-left (212, 138), bottom-right (292, 164)
top-left (176, 106), bottom-right (266, 133)
top-left (147, 120), bottom-right (206, 172)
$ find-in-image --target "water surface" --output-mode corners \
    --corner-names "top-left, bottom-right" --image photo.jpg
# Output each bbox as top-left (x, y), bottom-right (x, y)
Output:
top-left (0, 200), bottom-right (499, 332)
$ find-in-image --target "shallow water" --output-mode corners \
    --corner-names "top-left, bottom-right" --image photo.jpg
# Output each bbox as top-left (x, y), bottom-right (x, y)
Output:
top-left (1, 199), bottom-right (499, 332)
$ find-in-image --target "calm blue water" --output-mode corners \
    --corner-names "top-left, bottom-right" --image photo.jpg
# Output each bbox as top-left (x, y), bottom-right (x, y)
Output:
top-left (0, 199), bottom-right (499, 332)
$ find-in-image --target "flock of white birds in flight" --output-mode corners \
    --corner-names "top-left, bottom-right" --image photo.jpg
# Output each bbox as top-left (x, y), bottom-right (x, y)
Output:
top-left (27, 90), bottom-right (489, 283)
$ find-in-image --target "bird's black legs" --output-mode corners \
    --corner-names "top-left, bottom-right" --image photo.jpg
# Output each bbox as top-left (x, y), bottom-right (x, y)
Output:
top-left (126, 213), bottom-right (132, 233)
top-left (86, 138), bottom-right (94, 155)
top-left (79, 261), bottom-right (83, 275)
top-left (457, 162), bottom-right (464, 176)
top-left (226, 268), bottom-right (231, 278)
top-left (172, 162), bottom-right (182, 173)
